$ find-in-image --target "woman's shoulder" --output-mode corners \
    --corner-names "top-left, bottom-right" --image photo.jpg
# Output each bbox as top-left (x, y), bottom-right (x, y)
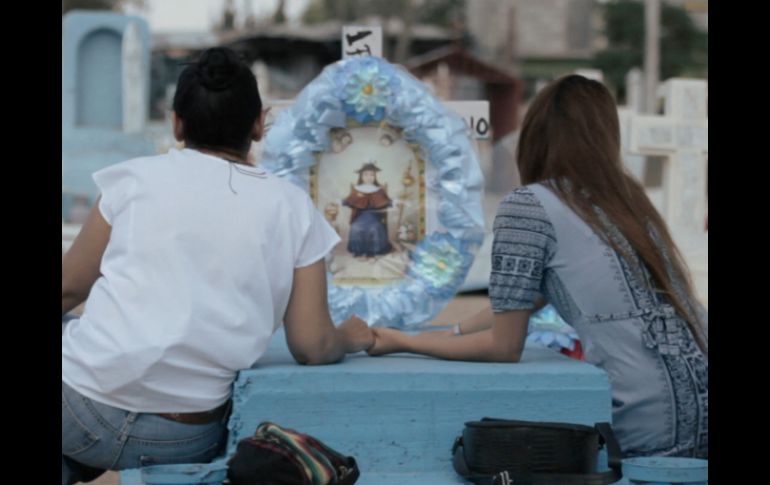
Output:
top-left (494, 184), bottom-right (557, 240)
top-left (500, 182), bottom-right (580, 222)
top-left (268, 174), bottom-right (311, 201)
top-left (497, 183), bottom-right (554, 216)
top-left (92, 153), bottom-right (171, 184)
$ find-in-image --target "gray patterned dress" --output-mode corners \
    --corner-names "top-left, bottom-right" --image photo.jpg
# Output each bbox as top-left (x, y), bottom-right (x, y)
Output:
top-left (489, 183), bottom-right (708, 458)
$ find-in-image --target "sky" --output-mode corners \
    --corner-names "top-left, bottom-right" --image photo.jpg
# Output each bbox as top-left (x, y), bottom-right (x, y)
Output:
top-left (125, 0), bottom-right (311, 32)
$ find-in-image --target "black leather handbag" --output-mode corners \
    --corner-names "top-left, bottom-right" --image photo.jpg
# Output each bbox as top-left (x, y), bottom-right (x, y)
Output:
top-left (452, 418), bottom-right (623, 485)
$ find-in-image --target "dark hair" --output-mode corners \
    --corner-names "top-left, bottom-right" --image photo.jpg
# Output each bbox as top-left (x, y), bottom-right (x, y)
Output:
top-left (173, 47), bottom-right (262, 154)
top-left (356, 163), bottom-right (381, 186)
top-left (517, 74), bottom-right (706, 351)
top-left (356, 170), bottom-right (381, 186)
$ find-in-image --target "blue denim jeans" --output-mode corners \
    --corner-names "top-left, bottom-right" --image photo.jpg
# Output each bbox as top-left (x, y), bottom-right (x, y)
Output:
top-left (62, 317), bottom-right (228, 485)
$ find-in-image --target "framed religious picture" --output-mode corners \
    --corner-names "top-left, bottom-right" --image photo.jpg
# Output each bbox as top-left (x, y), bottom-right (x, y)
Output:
top-left (262, 56), bottom-right (484, 327)
top-left (309, 124), bottom-right (426, 287)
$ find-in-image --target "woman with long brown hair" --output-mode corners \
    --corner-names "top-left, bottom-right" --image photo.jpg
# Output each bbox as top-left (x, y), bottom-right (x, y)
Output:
top-left (367, 74), bottom-right (707, 459)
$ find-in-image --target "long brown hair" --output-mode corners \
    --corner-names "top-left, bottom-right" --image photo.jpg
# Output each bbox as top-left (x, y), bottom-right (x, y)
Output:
top-left (517, 75), bottom-right (706, 351)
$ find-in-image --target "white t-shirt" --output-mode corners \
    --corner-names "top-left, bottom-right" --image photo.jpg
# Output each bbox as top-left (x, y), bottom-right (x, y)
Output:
top-left (62, 148), bottom-right (340, 413)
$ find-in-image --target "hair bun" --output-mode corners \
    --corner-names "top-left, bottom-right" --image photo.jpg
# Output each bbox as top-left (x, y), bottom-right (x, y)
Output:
top-left (196, 48), bottom-right (240, 92)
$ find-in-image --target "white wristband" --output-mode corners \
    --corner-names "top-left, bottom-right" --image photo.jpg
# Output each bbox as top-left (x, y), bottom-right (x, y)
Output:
top-left (453, 323), bottom-right (462, 336)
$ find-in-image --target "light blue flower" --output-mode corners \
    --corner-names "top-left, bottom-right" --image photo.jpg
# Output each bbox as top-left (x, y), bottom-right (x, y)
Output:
top-left (408, 233), bottom-right (473, 299)
top-left (527, 305), bottom-right (580, 352)
top-left (336, 58), bottom-right (397, 123)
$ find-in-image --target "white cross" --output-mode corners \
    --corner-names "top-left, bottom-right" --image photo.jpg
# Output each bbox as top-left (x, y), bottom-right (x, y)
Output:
top-left (627, 78), bottom-right (708, 239)
top-left (626, 78), bottom-right (708, 305)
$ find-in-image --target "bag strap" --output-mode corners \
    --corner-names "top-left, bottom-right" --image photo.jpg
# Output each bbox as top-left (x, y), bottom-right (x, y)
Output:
top-left (595, 422), bottom-right (622, 474)
top-left (452, 422), bottom-right (622, 485)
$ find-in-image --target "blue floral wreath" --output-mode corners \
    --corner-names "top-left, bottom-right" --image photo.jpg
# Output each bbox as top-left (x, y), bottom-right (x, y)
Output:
top-left (262, 56), bottom-right (485, 327)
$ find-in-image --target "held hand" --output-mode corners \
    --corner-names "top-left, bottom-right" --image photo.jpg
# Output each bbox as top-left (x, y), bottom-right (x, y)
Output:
top-left (367, 327), bottom-right (409, 356)
top-left (338, 315), bottom-right (374, 353)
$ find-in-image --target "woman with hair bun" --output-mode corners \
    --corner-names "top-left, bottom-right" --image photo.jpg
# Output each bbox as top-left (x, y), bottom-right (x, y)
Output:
top-left (61, 47), bottom-right (374, 484)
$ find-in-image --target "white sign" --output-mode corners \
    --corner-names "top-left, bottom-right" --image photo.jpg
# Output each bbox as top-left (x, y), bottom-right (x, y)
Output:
top-left (446, 101), bottom-right (491, 140)
top-left (342, 26), bottom-right (382, 59)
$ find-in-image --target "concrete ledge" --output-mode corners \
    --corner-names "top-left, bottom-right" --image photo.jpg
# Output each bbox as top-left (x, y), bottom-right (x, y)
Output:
top-left (122, 328), bottom-right (615, 483)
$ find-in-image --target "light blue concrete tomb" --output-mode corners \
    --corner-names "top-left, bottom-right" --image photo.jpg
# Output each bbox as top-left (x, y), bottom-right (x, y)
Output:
top-left (122, 328), bottom-right (623, 484)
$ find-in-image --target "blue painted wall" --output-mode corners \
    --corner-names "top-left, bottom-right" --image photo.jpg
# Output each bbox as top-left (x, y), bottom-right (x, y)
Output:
top-left (62, 11), bottom-right (156, 206)
top-left (76, 28), bottom-right (123, 128)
